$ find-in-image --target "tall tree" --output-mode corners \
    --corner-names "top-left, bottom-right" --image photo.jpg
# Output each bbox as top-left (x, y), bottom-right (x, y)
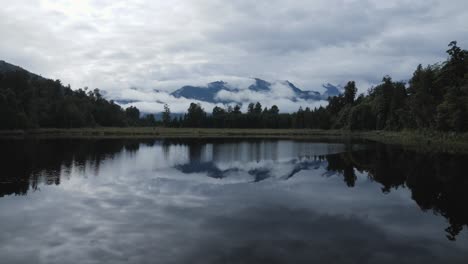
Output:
top-left (125, 106), bottom-right (140, 126)
top-left (344, 81), bottom-right (357, 105)
top-left (185, 103), bottom-right (206, 127)
top-left (162, 104), bottom-right (171, 127)
top-left (269, 105), bottom-right (279, 115)
top-left (247, 103), bottom-right (255, 114)
top-left (254, 102), bottom-right (263, 114)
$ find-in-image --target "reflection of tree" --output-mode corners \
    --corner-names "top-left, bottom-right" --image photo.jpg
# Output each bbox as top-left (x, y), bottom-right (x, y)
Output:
top-left (0, 139), bottom-right (150, 197)
top-left (326, 153), bottom-right (357, 187)
top-left (325, 143), bottom-right (468, 241)
top-left (162, 138), bottom-right (280, 163)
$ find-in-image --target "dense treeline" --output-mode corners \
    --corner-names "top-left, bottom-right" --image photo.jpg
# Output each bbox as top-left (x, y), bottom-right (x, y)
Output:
top-left (1, 41), bottom-right (467, 131)
top-left (0, 71), bottom-right (156, 129)
top-left (325, 41), bottom-right (468, 132)
top-left (165, 41), bottom-right (468, 132)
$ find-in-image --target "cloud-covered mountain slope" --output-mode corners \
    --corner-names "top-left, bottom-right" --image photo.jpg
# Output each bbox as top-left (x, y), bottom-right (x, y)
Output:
top-left (110, 77), bottom-right (342, 113)
top-left (170, 78), bottom-right (341, 103)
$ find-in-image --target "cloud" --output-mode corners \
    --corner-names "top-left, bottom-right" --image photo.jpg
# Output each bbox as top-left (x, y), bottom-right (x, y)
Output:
top-left (1, 0), bottom-right (467, 101)
top-left (110, 78), bottom-right (328, 113)
top-left (215, 86), bottom-right (327, 112)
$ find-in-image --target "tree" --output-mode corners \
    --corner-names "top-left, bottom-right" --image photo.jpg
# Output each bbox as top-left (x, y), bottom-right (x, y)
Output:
top-left (162, 104), bottom-right (171, 127)
top-left (126, 106), bottom-right (140, 126)
top-left (327, 95), bottom-right (345, 115)
top-left (294, 106), bottom-right (305, 128)
top-left (233, 104), bottom-right (242, 114)
top-left (254, 102), bottom-right (263, 114)
top-left (344, 81), bottom-right (357, 104)
top-left (372, 76), bottom-right (394, 130)
top-left (212, 106), bottom-right (226, 128)
top-left (269, 105), bottom-right (279, 115)
top-left (212, 106), bottom-right (225, 117)
top-left (436, 87), bottom-right (467, 132)
top-left (141, 114), bottom-right (156, 127)
top-left (348, 103), bottom-right (375, 130)
top-left (444, 41), bottom-right (468, 87)
top-left (247, 103), bottom-right (255, 114)
top-left (185, 103), bottom-right (206, 127)
top-left (407, 64), bottom-right (440, 128)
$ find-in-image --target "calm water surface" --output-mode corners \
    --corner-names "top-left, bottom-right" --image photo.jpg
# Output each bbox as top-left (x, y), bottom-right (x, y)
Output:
top-left (0, 138), bottom-right (467, 263)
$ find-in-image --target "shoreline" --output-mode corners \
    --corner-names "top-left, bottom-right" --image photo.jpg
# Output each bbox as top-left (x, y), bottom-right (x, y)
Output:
top-left (1, 128), bottom-right (468, 153)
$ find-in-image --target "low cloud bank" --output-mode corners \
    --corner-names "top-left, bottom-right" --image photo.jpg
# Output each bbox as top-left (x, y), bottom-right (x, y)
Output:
top-left (109, 78), bottom-right (329, 114)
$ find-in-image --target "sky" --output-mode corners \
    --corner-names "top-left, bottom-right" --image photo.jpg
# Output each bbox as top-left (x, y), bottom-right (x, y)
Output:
top-left (1, 0), bottom-right (468, 112)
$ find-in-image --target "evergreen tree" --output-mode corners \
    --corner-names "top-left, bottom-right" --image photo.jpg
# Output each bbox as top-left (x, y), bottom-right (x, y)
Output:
top-left (185, 103), bottom-right (206, 127)
top-left (162, 104), bottom-right (171, 127)
top-left (344, 81), bottom-right (357, 105)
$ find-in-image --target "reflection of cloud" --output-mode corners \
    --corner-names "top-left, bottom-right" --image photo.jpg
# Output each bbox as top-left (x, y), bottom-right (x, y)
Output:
top-left (175, 206), bottom-right (464, 264)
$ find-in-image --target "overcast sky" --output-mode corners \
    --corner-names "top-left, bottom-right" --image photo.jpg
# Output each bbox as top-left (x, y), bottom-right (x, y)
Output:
top-left (1, 0), bottom-right (468, 111)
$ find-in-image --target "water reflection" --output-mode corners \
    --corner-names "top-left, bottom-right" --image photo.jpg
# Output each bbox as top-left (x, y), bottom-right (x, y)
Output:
top-left (324, 145), bottom-right (468, 241)
top-left (0, 139), bottom-right (150, 197)
top-left (0, 138), bottom-right (467, 263)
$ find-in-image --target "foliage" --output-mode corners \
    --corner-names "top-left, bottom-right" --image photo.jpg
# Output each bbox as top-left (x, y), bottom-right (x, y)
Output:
top-left (1, 42), bottom-right (467, 132)
top-left (0, 71), bottom-right (157, 129)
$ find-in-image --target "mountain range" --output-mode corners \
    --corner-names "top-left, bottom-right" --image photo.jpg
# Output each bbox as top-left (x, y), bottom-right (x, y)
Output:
top-left (170, 78), bottom-right (341, 103)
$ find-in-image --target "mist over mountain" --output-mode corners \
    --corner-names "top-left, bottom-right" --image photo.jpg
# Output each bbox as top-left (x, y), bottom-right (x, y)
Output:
top-left (170, 78), bottom-right (341, 103)
top-left (112, 78), bottom-right (341, 114)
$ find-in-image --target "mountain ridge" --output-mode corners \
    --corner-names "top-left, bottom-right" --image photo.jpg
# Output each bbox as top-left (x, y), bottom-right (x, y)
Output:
top-left (170, 78), bottom-right (342, 103)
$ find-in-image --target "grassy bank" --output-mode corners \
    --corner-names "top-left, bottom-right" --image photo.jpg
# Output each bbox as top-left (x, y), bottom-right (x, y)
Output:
top-left (353, 130), bottom-right (468, 153)
top-left (0, 127), bottom-right (348, 139)
top-left (1, 127), bottom-right (468, 153)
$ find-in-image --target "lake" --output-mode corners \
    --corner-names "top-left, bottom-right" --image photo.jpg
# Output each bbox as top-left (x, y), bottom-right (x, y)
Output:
top-left (0, 138), bottom-right (467, 263)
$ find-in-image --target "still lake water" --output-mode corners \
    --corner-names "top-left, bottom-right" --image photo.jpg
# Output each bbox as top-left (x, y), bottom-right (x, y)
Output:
top-left (0, 138), bottom-right (467, 263)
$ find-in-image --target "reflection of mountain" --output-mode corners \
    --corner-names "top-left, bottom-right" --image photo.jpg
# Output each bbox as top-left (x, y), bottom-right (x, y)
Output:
top-left (175, 158), bottom-right (326, 182)
top-left (176, 162), bottom-right (240, 179)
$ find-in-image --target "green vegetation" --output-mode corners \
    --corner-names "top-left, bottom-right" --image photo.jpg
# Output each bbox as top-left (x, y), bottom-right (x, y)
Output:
top-left (1, 42), bottom-right (467, 142)
top-left (0, 73), bottom-right (157, 129)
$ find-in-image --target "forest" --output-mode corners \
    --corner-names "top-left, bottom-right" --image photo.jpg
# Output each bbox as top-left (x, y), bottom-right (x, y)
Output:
top-left (1, 41), bottom-right (467, 132)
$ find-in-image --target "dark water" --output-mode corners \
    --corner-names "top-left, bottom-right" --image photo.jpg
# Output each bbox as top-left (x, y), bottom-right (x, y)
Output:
top-left (0, 138), bottom-right (467, 264)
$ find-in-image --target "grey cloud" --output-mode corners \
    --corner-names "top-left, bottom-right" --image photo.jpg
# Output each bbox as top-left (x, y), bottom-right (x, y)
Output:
top-left (1, 0), bottom-right (467, 101)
